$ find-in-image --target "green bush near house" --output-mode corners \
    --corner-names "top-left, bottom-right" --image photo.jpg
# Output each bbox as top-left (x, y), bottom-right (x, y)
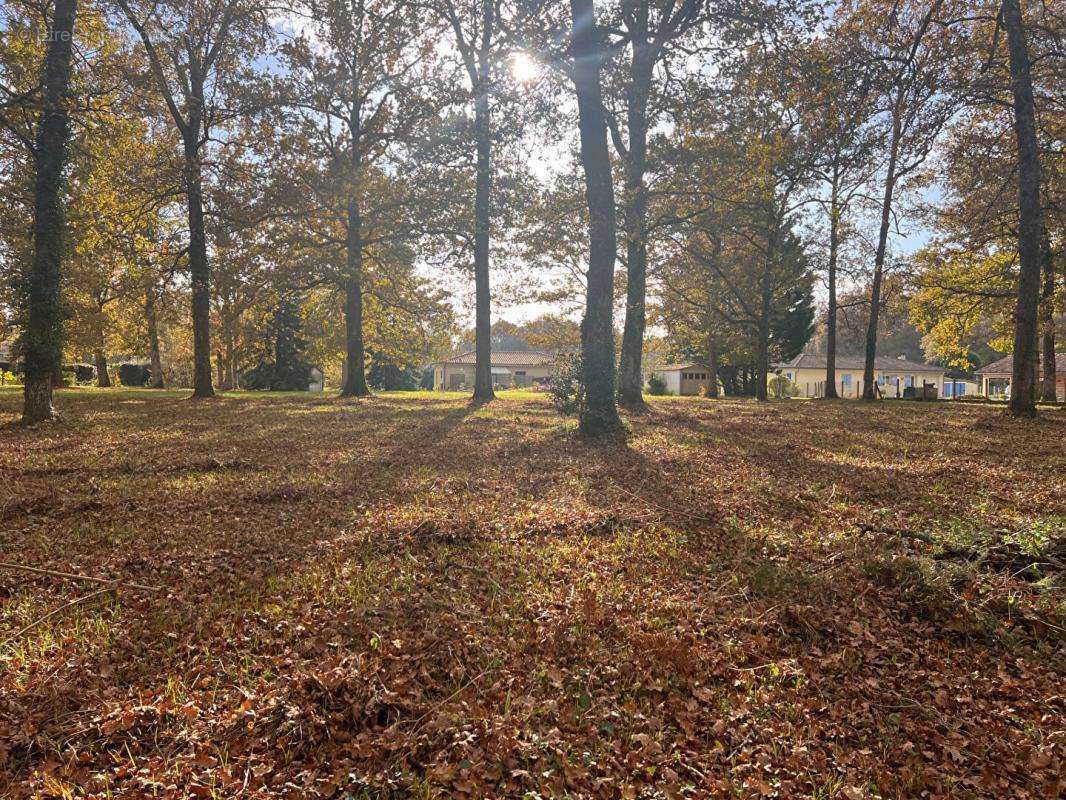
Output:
top-left (647, 374), bottom-right (667, 395)
top-left (547, 353), bottom-right (584, 416)
top-left (768, 374), bottom-right (799, 399)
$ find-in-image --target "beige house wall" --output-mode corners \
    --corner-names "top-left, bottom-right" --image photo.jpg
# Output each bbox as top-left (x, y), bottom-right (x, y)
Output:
top-left (782, 367), bottom-right (945, 398)
top-left (434, 363), bottom-right (553, 391)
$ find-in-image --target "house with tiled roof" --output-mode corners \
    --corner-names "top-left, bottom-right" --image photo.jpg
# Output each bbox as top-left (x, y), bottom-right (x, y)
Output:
top-left (772, 353), bottom-right (947, 398)
top-left (976, 353), bottom-right (1065, 400)
top-left (432, 349), bottom-right (556, 391)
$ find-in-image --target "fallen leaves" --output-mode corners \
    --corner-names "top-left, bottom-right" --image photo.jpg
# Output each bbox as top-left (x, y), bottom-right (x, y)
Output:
top-left (0, 390), bottom-right (1063, 798)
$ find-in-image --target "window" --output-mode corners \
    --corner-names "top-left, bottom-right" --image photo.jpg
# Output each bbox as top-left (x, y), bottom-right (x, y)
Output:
top-left (515, 371), bottom-right (526, 376)
top-left (841, 374), bottom-right (853, 388)
top-left (957, 384), bottom-right (965, 396)
top-left (786, 372), bottom-right (793, 381)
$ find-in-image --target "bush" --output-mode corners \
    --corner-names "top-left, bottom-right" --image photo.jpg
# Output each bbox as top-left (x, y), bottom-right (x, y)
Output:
top-left (242, 296), bottom-right (314, 391)
top-left (242, 362), bottom-right (312, 392)
top-left (547, 352), bottom-right (584, 416)
top-left (647, 374), bottom-right (667, 395)
top-left (62, 364), bottom-right (95, 385)
top-left (367, 360), bottom-right (419, 391)
top-left (767, 374), bottom-right (798, 399)
top-left (118, 363), bottom-right (151, 387)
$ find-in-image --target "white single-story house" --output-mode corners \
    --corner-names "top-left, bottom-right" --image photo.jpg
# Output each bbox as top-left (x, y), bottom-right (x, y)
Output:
top-left (432, 350), bottom-right (556, 391)
top-left (773, 353), bottom-right (947, 399)
top-left (942, 377), bottom-right (979, 399)
top-left (650, 363), bottom-right (712, 396)
top-left (976, 353), bottom-right (1066, 400)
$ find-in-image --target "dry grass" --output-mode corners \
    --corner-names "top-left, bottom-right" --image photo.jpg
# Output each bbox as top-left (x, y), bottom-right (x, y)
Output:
top-left (1, 387), bottom-right (1063, 799)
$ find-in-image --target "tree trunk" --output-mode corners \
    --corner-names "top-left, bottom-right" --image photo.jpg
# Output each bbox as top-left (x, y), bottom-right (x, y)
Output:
top-left (145, 287), bottom-right (164, 388)
top-left (1039, 227), bottom-right (1057, 402)
top-left (94, 347), bottom-right (110, 388)
top-left (755, 291), bottom-right (771, 402)
top-left (824, 174), bottom-right (840, 398)
top-left (341, 273), bottom-right (369, 397)
top-left (617, 47), bottom-right (652, 407)
top-left (341, 194), bottom-right (369, 397)
top-left (21, 0), bottom-right (77, 424)
top-left (225, 335), bottom-right (237, 391)
top-left (472, 72), bottom-right (494, 402)
top-left (705, 330), bottom-right (719, 398)
top-left (570, 0), bottom-right (621, 435)
top-left (862, 104), bottom-right (901, 400)
top-left (755, 223), bottom-right (777, 402)
top-left (1002, 0), bottom-right (1043, 416)
top-left (183, 131), bottom-right (214, 398)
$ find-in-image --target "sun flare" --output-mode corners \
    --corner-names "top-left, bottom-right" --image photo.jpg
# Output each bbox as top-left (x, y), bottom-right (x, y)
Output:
top-left (511, 51), bottom-right (538, 83)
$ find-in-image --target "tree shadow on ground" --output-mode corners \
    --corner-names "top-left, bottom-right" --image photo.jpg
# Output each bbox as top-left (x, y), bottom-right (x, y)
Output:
top-left (1, 392), bottom-right (1062, 798)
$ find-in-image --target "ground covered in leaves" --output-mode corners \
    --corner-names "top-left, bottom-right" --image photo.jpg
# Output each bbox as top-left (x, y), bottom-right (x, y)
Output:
top-left (1, 388), bottom-right (1064, 799)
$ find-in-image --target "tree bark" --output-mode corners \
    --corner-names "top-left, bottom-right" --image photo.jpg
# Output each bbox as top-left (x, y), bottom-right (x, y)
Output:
top-left (862, 104), bottom-right (901, 400)
top-left (94, 347), bottom-right (110, 388)
top-left (755, 277), bottom-right (772, 402)
top-left (705, 328), bottom-right (719, 398)
top-left (183, 130), bottom-right (214, 398)
top-left (224, 333), bottom-right (237, 391)
top-left (1002, 0), bottom-right (1043, 416)
top-left (570, 0), bottom-right (621, 435)
top-left (617, 34), bottom-right (653, 407)
top-left (340, 270), bottom-right (369, 397)
top-left (21, 0), bottom-right (77, 424)
top-left (471, 57), bottom-right (494, 402)
top-left (341, 192), bottom-right (369, 396)
top-left (145, 287), bottom-right (165, 387)
top-left (1039, 227), bottom-right (1057, 402)
top-left (824, 171), bottom-right (840, 398)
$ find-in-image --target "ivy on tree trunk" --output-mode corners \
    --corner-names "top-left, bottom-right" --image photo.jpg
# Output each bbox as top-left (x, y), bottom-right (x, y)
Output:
top-left (570, 0), bottom-right (621, 436)
top-left (1002, 0), bottom-right (1043, 417)
top-left (21, 0), bottom-right (78, 424)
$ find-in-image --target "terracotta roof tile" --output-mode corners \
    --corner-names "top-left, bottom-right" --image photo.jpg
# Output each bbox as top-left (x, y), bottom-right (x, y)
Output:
top-left (439, 350), bottom-right (555, 367)
top-left (976, 353), bottom-right (1066, 375)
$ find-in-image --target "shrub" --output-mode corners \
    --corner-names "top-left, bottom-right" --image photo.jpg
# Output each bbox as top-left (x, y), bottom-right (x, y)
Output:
top-left (767, 374), bottom-right (798, 399)
top-left (243, 296), bottom-right (314, 391)
top-left (118, 363), bottom-right (151, 387)
top-left (367, 360), bottom-right (419, 391)
top-left (63, 364), bottom-right (95, 385)
top-left (547, 352), bottom-right (584, 416)
top-left (647, 374), bottom-right (667, 395)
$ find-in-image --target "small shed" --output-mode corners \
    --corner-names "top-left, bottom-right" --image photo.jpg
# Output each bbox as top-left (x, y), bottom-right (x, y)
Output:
top-left (650, 363), bottom-right (711, 396)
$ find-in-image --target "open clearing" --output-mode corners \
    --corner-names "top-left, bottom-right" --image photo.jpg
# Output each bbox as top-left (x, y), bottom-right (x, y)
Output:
top-left (1, 389), bottom-right (1064, 799)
